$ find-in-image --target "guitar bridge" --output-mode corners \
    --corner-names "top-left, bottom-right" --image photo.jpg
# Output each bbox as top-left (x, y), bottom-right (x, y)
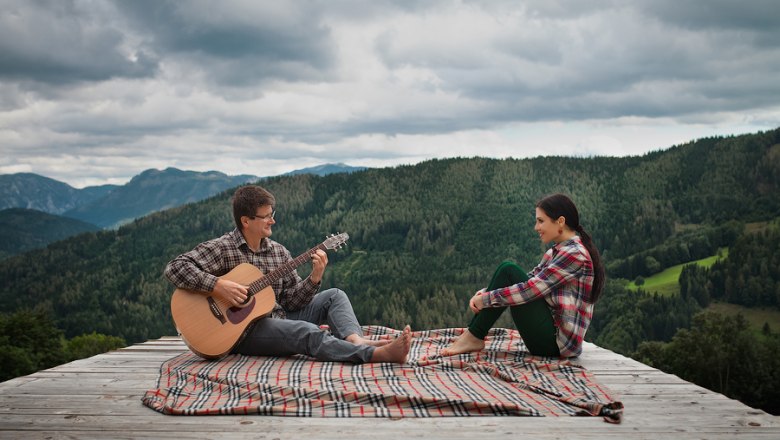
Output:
top-left (207, 296), bottom-right (227, 324)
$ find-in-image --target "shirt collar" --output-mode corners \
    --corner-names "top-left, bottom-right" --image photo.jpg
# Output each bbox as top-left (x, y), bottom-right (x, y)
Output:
top-left (556, 235), bottom-right (581, 248)
top-left (551, 235), bottom-right (582, 256)
top-left (230, 228), bottom-right (271, 253)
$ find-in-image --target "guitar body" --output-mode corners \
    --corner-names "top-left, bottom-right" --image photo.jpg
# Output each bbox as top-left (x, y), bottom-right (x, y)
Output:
top-left (170, 263), bottom-right (276, 359)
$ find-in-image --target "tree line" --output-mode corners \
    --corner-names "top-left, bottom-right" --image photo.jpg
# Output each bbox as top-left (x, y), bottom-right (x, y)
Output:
top-left (0, 309), bottom-right (125, 382)
top-left (678, 223), bottom-right (780, 309)
top-left (586, 220), bottom-right (780, 414)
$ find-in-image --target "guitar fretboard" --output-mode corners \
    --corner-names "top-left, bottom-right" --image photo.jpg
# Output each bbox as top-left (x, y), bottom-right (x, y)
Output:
top-left (246, 243), bottom-right (328, 296)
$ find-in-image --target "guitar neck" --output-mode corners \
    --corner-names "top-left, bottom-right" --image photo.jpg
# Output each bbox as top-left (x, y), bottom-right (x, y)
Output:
top-left (247, 243), bottom-right (327, 295)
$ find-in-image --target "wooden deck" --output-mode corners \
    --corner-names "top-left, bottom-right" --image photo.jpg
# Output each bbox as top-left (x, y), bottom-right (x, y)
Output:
top-left (1, 337), bottom-right (778, 439)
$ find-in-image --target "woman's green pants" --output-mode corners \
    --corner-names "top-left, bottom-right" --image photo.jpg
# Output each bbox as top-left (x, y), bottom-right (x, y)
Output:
top-left (467, 261), bottom-right (560, 357)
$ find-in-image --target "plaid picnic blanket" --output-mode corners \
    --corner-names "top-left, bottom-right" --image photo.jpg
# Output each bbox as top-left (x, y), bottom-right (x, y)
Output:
top-left (142, 326), bottom-right (623, 422)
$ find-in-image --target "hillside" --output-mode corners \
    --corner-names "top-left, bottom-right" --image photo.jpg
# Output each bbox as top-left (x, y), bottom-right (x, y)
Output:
top-left (0, 208), bottom-right (99, 260)
top-left (63, 168), bottom-right (259, 228)
top-left (0, 128), bottom-right (778, 344)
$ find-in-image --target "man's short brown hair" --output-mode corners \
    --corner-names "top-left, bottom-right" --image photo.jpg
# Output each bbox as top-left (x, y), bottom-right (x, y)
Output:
top-left (232, 185), bottom-right (275, 230)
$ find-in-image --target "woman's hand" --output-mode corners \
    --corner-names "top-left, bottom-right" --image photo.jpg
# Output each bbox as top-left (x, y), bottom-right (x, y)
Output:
top-left (469, 289), bottom-right (487, 314)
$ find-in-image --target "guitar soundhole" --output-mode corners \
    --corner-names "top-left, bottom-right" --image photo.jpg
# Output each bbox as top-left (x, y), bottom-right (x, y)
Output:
top-left (226, 297), bottom-right (256, 324)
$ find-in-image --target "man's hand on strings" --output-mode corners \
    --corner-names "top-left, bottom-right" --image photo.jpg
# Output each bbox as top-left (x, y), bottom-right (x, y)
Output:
top-left (214, 278), bottom-right (248, 307)
top-left (310, 249), bottom-right (328, 284)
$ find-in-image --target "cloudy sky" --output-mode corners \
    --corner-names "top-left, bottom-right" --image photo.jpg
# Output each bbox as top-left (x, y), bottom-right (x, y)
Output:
top-left (1, 0), bottom-right (778, 188)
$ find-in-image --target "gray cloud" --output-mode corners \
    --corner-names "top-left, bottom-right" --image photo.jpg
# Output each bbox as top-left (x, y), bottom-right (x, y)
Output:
top-left (0, 0), bottom-right (157, 84)
top-left (639, 0), bottom-right (780, 33)
top-left (373, 1), bottom-right (780, 124)
top-left (0, 0), bottom-right (778, 186)
top-left (116, 1), bottom-right (338, 86)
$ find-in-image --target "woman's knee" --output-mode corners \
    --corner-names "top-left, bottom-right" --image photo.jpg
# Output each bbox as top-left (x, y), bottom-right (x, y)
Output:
top-left (498, 259), bottom-right (522, 269)
top-left (495, 260), bottom-right (524, 276)
top-left (488, 260), bottom-right (527, 290)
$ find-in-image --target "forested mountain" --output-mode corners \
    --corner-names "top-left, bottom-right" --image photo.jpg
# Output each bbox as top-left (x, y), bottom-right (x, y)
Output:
top-left (0, 208), bottom-right (99, 260)
top-left (0, 173), bottom-right (116, 214)
top-left (1, 128), bottom-right (777, 342)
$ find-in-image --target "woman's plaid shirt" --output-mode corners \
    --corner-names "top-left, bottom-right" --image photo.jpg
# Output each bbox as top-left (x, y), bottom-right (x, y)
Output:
top-left (481, 236), bottom-right (595, 357)
top-left (164, 228), bottom-right (320, 319)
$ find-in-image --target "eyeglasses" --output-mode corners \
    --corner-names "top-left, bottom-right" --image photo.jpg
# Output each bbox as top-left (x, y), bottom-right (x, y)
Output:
top-left (249, 210), bottom-right (276, 221)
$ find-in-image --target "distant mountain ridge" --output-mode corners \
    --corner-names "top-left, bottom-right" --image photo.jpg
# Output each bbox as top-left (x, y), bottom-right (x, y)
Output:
top-left (63, 168), bottom-right (259, 228)
top-left (0, 173), bottom-right (116, 215)
top-left (284, 163), bottom-right (367, 176)
top-left (0, 163), bottom-right (365, 230)
top-left (0, 163), bottom-right (367, 256)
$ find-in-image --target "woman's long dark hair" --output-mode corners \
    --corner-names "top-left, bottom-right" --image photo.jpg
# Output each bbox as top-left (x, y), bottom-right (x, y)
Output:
top-left (536, 194), bottom-right (605, 302)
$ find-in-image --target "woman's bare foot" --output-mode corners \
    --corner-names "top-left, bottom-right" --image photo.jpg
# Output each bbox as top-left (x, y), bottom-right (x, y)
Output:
top-left (440, 329), bottom-right (485, 356)
top-left (370, 325), bottom-right (412, 363)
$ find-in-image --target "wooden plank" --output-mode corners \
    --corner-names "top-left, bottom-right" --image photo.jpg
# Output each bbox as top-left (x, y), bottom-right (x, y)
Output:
top-left (0, 392), bottom-right (742, 412)
top-left (0, 376), bottom-right (717, 397)
top-left (0, 432), bottom-right (778, 440)
top-left (0, 413), bottom-right (777, 436)
top-left (0, 337), bottom-right (778, 439)
top-left (0, 401), bottom-right (767, 421)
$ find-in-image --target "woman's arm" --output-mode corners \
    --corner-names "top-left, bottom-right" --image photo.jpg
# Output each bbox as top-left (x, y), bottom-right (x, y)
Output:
top-left (481, 247), bottom-right (586, 308)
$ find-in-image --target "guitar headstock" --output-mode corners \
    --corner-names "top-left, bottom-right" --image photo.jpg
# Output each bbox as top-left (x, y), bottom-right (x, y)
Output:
top-left (323, 232), bottom-right (349, 250)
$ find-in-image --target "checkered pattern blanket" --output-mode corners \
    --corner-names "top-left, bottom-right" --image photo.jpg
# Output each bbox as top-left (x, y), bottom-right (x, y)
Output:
top-left (142, 326), bottom-right (623, 422)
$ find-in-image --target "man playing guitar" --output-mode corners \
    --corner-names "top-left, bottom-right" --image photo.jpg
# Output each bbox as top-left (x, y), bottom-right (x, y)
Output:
top-left (165, 185), bottom-right (411, 363)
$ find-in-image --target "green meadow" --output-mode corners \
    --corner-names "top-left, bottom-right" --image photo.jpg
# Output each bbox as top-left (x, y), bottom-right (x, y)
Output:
top-left (624, 248), bottom-right (780, 332)
top-left (626, 249), bottom-right (729, 297)
top-left (707, 302), bottom-right (780, 334)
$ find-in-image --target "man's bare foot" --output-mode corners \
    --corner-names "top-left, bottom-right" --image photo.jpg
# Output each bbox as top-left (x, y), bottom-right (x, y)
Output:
top-left (361, 338), bottom-right (393, 347)
top-left (346, 334), bottom-right (392, 347)
top-left (440, 330), bottom-right (485, 356)
top-left (401, 325), bottom-right (412, 351)
top-left (370, 326), bottom-right (412, 363)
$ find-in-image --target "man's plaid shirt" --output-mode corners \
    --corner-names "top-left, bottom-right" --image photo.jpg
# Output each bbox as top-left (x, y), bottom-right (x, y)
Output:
top-left (481, 236), bottom-right (596, 357)
top-left (164, 228), bottom-right (320, 319)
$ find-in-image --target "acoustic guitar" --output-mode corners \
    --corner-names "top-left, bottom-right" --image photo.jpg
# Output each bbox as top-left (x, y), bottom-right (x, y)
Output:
top-left (170, 232), bottom-right (349, 359)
